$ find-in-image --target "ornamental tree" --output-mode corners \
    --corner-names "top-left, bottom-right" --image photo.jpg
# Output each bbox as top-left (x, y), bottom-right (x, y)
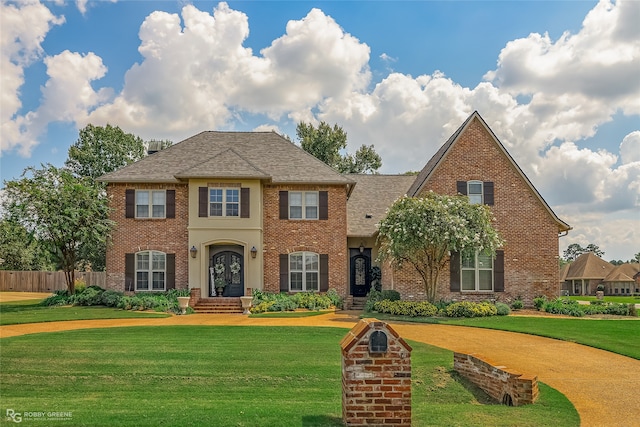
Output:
top-left (376, 193), bottom-right (503, 302)
top-left (2, 165), bottom-right (113, 294)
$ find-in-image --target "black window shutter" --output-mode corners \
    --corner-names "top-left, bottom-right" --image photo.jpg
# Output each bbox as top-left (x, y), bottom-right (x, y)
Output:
top-left (279, 191), bottom-right (288, 220)
top-left (449, 251), bottom-right (460, 291)
top-left (279, 254), bottom-right (289, 292)
top-left (319, 191), bottom-right (328, 220)
top-left (125, 253), bottom-right (135, 292)
top-left (198, 187), bottom-right (208, 217)
top-left (125, 189), bottom-right (135, 218)
top-left (320, 254), bottom-right (329, 291)
top-left (166, 190), bottom-right (176, 218)
top-left (494, 250), bottom-right (504, 292)
top-left (166, 254), bottom-right (175, 290)
top-left (483, 181), bottom-right (494, 206)
top-left (241, 188), bottom-right (250, 218)
top-left (456, 181), bottom-right (467, 196)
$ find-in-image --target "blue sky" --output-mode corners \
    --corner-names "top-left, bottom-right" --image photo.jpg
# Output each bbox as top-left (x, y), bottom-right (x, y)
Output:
top-left (1, 0), bottom-right (639, 261)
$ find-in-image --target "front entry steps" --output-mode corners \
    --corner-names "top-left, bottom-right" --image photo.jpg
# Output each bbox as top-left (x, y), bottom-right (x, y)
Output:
top-left (192, 297), bottom-right (243, 314)
top-left (350, 297), bottom-right (368, 311)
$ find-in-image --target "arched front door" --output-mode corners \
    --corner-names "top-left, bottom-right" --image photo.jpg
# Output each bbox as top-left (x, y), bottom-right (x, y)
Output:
top-left (210, 251), bottom-right (244, 297)
top-left (350, 249), bottom-right (371, 297)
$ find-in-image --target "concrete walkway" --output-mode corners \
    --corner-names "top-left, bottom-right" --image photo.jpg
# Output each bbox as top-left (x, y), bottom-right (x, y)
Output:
top-left (1, 295), bottom-right (639, 426)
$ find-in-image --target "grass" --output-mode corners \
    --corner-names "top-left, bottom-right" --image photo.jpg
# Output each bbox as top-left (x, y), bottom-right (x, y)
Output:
top-left (0, 326), bottom-right (578, 427)
top-left (0, 299), bottom-right (170, 325)
top-left (366, 313), bottom-right (640, 360)
top-left (569, 295), bottom-right (640, 304)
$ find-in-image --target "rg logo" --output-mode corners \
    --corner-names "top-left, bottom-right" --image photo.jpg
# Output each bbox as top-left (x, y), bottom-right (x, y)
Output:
top-left (6, 409), bottom-right (22, 423)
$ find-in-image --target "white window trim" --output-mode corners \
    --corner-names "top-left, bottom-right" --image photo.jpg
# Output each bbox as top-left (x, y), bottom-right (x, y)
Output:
top-left (289, 251), bottom-right (320, 292)
top-left (135, 250), bottom-right (166, 291)
top-left (289, 191), bottom-right (319, 220)
top-left (135, 190), bottom-right (166, 219)
top-left (209, 188), bottom-right (240, 217)
top-left (467, 180), bottom-right (483, 205)
top-left (460, 251), bottom-right (494, 292)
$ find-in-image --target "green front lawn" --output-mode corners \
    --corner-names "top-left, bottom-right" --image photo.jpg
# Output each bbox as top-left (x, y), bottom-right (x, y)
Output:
top-left (368, 313), bottom-right (640, 360)
top-left (569, 295), bottom-right (640, 304)
top-left (0, 326), bottom-right (578, 427)
top-left (0, 299), bottom-right (170, 325)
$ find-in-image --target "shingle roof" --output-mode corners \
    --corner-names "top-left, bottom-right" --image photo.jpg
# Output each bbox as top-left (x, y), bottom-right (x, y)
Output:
top-left (406, 111), bottom-right (571, 233)
top-left (98, 131), bottom-right (354, 185)
top-left (604, 263), bottom-right (640, 283)
top-left (565, 252), bottom-right (615, 280)
top-left (346, 174), bottom-right (416, 237)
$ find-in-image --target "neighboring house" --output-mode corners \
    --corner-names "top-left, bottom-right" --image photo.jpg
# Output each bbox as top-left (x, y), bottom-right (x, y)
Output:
top-left (561, 252), bottom-right (640, 295)
top-left (99, 111), bottom-right (570, 308)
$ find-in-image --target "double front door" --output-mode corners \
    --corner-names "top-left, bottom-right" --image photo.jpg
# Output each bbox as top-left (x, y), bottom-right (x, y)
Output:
top-left (210, 251), bottom-right (243, 297)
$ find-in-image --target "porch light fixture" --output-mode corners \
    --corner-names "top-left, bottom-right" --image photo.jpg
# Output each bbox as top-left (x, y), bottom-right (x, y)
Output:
top-left (250, 246), bottom-right (258, 258)
top-left (190, 246), bottom-right (198, 258)
top-left (359, 243), bottom-right (365, 254)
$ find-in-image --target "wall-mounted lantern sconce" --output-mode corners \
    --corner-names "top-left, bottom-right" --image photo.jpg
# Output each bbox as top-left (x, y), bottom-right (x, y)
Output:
top-left (359, 243), bottom-right (365, 254)
top-left (190, 246), bottom-right (198, 258)
top-left (250, 246), bottom-right (258, 258)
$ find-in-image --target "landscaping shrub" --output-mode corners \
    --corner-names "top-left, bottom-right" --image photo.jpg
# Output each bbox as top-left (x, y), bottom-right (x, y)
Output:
top-left (100, 290), bottom-right (124, 307)
top-left (326, 288), bottom-right (344, 309)
top-left (364, 289), bottom-right (401, 312)
top-left (73, 287), bottom-right (103, 306)
top-left (511, 299), bottom-right (523, 310)
top-left (445, 301), bottom-right (497, 318)
top-left (495, 302), bottom-right (511, 316)
top-left (542, 298), bottom-right (584, 317)
top-left (41, 290), bottom-right (72, 306)
top-left (373, 300), bottom-right (438, 317)
top-left (533, 296), bottom-right (547, 310)
top-left (380, 290), bottom-right (401, 302)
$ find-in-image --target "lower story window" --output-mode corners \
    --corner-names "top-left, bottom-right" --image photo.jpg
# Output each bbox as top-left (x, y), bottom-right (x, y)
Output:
top-left (461, 251), bottom-right (493, 291)
top-left (136, 251), bottom-right (166, 291)
top-left (289, 252), bottom-right (319, 291)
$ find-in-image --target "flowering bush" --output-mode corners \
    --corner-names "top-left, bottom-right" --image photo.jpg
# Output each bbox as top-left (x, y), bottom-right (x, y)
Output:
top-left (445, 301), bottom-right (497, 317)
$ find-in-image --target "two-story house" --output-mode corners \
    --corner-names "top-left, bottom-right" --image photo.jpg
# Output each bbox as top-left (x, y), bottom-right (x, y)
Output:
top-left (100, 111), bottom-right (570, 308)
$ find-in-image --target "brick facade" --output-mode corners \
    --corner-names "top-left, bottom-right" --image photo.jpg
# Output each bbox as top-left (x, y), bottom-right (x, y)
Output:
top-left (341, 319), bottom-right (412, 427)
top-left (105, 183), bottom-right (189, 292)
top-left (385, 117), bottom-right (562, 306)
top-left (262, 184), bottom-right (349, 297)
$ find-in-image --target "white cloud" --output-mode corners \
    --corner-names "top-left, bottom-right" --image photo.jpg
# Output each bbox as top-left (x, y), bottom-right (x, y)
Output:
top-left (0, 0), bottom-right (64, 155)
top-left (84, 3), bottom-right (371, 142)
top-left (620, 131), bottom-right (640, 164)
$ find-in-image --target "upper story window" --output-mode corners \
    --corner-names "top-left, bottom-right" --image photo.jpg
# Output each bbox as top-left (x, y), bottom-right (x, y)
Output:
top-left (467, 181), bottom-right (483, 205)
top-left (289, 191), bottom-right (318, 219)
top-left (199, 186), bottom-right (249, 219)
top-left (136, 190), bottom-right (166, 218)
top-left (126, 189), bottom-right (175, 219)
top-left (209, 188), bottom-right (239, 217)
top-left (457, 181), bottom-right (494, 206)
top-left (461, 251), bottom-right (493, 291)
top-left (289, 252), bottom-right (319, 291)
top-left (136, 250), bottom-right (166, 291)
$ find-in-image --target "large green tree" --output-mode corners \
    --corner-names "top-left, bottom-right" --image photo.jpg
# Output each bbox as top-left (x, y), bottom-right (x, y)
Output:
top-left (3, 165), bottom-right (113, 294)
top-left (562, 243), bottom-right (604, 262)
top-left (296, 121), bottom-right (382, 173)
top-left (0, 219), bottom-right (54, 271)
top-left (65, 124), bottom-right (146, 179)
top-left (377, 193), bottom-right (503, 302)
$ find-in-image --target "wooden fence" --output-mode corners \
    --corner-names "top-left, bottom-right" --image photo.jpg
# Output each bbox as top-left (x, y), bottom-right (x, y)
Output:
top-left (0, 271), bottom-right (106, 293)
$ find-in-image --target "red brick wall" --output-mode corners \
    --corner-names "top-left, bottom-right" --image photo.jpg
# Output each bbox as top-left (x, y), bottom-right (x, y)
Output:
top-left (387, 117), bottom-right (561, 305)
top-left (262, 184), bottom-right (348, 297)
top-left (341, 319), bottom-right (412, 426)
top-left (105, 183), bottom-right (189, 291)
top-left (454, 352), bottom-right (539, 406)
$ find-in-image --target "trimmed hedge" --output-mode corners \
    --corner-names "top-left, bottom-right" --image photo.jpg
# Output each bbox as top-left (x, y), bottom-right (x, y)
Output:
top-left (373, 300), bottom-right (438, 317)
top-left (250, 290), bottom-right (340, 313)
top-left (445, 301), bottom-right (498, 318)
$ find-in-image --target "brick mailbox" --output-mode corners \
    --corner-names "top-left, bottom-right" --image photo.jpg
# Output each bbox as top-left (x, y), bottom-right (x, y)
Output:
top-left (340, 319), bottom-right (412, 427)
